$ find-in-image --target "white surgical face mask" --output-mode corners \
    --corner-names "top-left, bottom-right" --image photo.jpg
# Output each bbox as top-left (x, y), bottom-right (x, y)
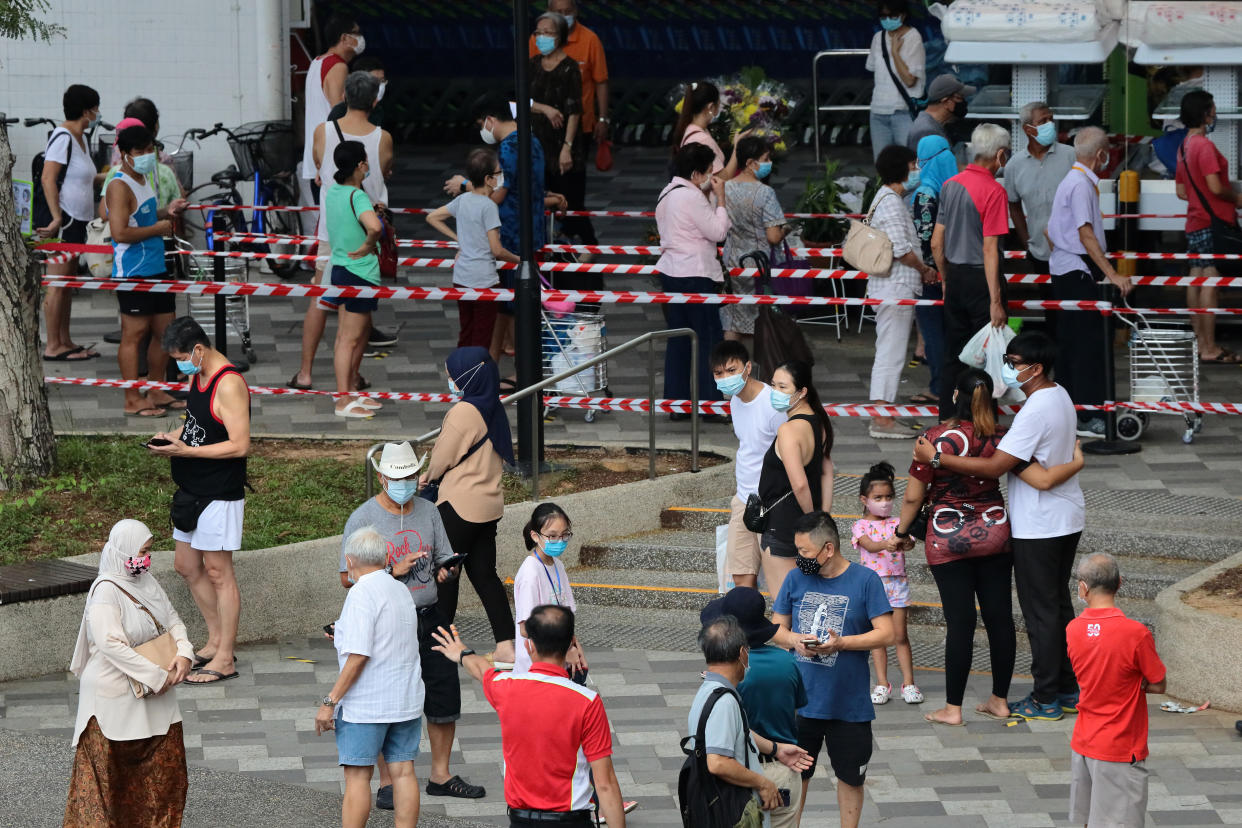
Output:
top-left (351, 33), bottom-right (366, 55)
top-left (376, 80), bottom-right (387, 103)
top-left (480, 119), bottom-right (498, 145)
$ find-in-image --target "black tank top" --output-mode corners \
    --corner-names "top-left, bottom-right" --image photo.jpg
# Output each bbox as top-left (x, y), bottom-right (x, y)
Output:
top-left (757, 414), bottom-right (825, 544)
top-left (171, 366), bottom-right (248, 500)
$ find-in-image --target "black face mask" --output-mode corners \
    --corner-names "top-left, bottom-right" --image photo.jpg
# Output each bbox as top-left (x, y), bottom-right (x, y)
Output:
top-left (951, 99), bottom-right (969, 119)
top-left (795, 554), bottom-right (823, 577)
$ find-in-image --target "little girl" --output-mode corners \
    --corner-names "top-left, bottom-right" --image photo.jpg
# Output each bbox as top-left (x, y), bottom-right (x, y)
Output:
top-left (513, 502), bottom-right (587, 677)
top-left (851, 461), bottom-right (922, 705)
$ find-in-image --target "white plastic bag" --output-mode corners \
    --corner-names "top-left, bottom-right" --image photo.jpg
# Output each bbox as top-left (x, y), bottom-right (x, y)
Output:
top-left (958, 323), bottom-right (1015, 400)
top-left (715, 524), bottom-right (732, 594)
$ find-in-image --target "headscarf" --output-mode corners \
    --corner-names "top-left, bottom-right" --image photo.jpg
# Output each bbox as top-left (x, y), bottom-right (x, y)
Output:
top-left (69, 519), bottom-right (170, 676)
top-left (446, 347), bottom-right (515, 466)
top-left (916, 134), bottom-right (957, 200)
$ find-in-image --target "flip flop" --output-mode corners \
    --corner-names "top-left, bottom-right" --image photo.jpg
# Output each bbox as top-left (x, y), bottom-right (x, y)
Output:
top-left (287, 375), bottom-right (313, 390)
top-left (125, 406), bottom-right (167, 417)
top-left (909, 393), bottom-right (938, 404)
top-left (184, 668), bottom-right (240, 685)
top-left (150, 398), bottom-right (187, 411)
top-left (975, 705), bottom-right (1013, 721)
top-left (43, 346), bottom-right (98, 361)
top-left (924, 712), bottom-right (965, 726)
top-left (1203, 349), bottom-right (1242, 364)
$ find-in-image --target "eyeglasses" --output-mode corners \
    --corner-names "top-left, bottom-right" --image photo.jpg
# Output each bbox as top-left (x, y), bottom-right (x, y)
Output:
top-left (1002, 355), bottom-right (1028, 369)
top-left (540, 531), bottom-right (574, 543)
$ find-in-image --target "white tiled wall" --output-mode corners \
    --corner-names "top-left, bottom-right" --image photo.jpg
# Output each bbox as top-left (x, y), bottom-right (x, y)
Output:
top-left (1, 0), bottom-right (289, 191)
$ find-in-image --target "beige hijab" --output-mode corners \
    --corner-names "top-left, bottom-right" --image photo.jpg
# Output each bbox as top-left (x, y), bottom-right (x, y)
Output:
top-left (69, 519), bottom-right (172, 676)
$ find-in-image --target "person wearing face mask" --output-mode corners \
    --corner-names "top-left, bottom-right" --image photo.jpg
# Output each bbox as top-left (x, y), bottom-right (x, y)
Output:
top-left (932, 122), bottom-right (1011, 419)
top-left (914, 331), bottom-right (1086, 722)
top-left (1004, 102), bottom-right (1074, 302)
top-left (513, 503), bottom-right (586, 676)
top-left (150, 316), bottom-right (251, 686)
top-left (906, 73), bottom-right (974, 152)
top-left (1046, 126), bottom-right (1134, 438)
top-left (866, 0), bottom-right (925, 160)
top-left (334, 441), bottom-right (483, 807)
top-left (754, 360), bottom-right (835, 600)
top-left (301, 15), bottom-right (363, 194)
top-left (656, 143), bottom-right (731, 413)
top-left (1175, 89), bottom-right (1242, 364)
top-left (328, 56), bottom-right (388, 126)
top-left (105, 125), bottom-right (187, 417)
top-left (866, 144), bottom-right (937, 438)
top-left (769, 512), bottom-right (894, 828)
top-left (65, 519), bottom-right (195, 828)
top-left (910, 134), bottom-right (958, 405)
top-left (711, 341), bottom-right (786, 591)
top-left (899, 368), bottom-right (1082, 726)
top-left (672, 80), bottom-right (748, 179)
top-left (39, 83), bottom-right (104, 364)
top-left (529, 13), bottom-right (582, 189)
top-left (723, 136), bottom-right (790, 344)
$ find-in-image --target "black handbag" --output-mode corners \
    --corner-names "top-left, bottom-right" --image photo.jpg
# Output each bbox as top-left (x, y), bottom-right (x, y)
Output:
top-left (170, 488), bottom-right (212, 533)
top-left (879, 31), bottom-right (921, 120)
top-left (905, 500), bottom-right (931, 541)
top-left (743, 490), bottom-right (793, 534)
top-left (420, 433), bottom-right (491, 503)
top-left (1180, 139), bottom-right (1242, 257)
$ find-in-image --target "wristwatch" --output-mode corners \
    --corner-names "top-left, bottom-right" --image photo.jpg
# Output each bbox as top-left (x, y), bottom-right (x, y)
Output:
top-left (457, 649), bottom-right (476, 665)
top-left (765, 743), bottom-right (778, 761)
top-left (320, 694), bottom-right (336, 707)
top-left (895, 528), bottom-right (910, 539)
top-left (931, 450), bottom-right (942, 469)
top-left (597, 116), bottom-right (610, 123)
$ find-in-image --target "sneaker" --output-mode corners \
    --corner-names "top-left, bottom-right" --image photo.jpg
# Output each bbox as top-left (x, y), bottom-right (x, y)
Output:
top-left (1008, 693), bottom-right (1064, 721)
top-left (368, 327), bottom-right (398, 347)
top-left (375, 784), bottom-right (393, 810)
top-left (1076, 417), bottom-right (1106, 438)
top-left (425, 775), bottom-right (485, 799)
top-left (869, 422), bottom-right (916, 440)
top-left (1057, 691), bottom-right (1080, 714)
top-left (901, 684), bottom-right (924, 704)
top-left (871, 683), bottom-right (892, 704)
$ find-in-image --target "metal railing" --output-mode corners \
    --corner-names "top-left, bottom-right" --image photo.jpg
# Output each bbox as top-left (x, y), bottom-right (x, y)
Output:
top-left (811, 48), bottom-right (870, 163)
top-left (364, 328), bottom-right (701, 501)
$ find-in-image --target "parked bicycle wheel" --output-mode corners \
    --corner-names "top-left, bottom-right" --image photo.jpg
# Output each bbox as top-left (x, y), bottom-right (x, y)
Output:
top-left (259, 177), bottom-right (302, 279)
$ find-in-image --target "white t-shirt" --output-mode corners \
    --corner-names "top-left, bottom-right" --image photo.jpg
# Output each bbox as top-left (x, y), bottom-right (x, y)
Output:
top-left (333, 569), bottom-right (425, 723)
top-left (730, 383), bottom-right (786, 501)
top-left (45, 127), bottom-right (95, 222)
top-left (997, 384), bottom-right (1085, 539)
top-left (513, 553), bottom-right (577, 674)
top-left (866, 29), bottom-right (926, 115)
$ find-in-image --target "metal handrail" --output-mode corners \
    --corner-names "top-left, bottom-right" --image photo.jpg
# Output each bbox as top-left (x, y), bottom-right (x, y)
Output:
top-left (811, 48), bottom-right (871, 163)
top-left (364, 327), bottom-right (700, 501)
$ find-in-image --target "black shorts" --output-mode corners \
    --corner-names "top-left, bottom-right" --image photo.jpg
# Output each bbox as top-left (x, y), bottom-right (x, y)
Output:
top-left (62, 216), bottom-right (88, 244)
top-left (319, 265), bottom-right (378, 314)
top-left (418, 604), bottom-right (461, 724)
top-left (116, 274), bottom-right (177, 316)
top-left (796, 716), bottom-right (873, 786)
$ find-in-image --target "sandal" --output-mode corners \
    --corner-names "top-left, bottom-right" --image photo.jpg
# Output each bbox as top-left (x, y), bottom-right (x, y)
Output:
top-left (909, 392), bottom-right (938, 404)
top-left (335, 399), bottom-right (375, 419)
top-left (1203, 349), bottom-right (1242, 364)
top-left (871, 683), bottom-right (892, 704)
top-left (1008, 694), bottom-right (1063, 721)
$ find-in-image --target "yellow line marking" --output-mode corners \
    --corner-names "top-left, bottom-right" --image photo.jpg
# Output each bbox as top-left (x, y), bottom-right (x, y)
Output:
top-left (508, 578), bottom-right (950, 609)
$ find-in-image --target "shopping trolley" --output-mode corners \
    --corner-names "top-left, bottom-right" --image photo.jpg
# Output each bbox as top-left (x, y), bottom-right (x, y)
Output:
top-left (541, 309), bottom-right (608, 423)
top-left (176, 237), bottom-right (259, 365)
top-left (1114, 303), bottom-right (1202, 444)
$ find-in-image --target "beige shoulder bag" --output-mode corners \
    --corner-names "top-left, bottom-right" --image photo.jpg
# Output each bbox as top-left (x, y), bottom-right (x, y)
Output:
top-left (97, 580), bottom-right (179, 699)
top-left (842, 191), bottom-right (895, 276)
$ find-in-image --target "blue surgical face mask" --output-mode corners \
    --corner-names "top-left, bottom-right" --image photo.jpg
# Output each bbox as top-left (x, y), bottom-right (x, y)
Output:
top-left (756, 160), bottom-right (773, 179)
top-left (1001, 361), bottom-right (1030, 390)
top-left (542, 539), bottom-right (568, 557)
top-left (131, 152), bottom-right (157, 175)
top-left (564, 14), bottom-right (575, 28)
top-left (177, 348), bottom-right (201, 376)
top-left (1034, 121), bottom-right (1057, 147)
top-left (770, 389), bottom-right (795, 412)
top-left (904, 169), bottom-right (921, 191)
top-left (385, 477), bottom-right (418, 505)
top-left (535, 35), bottom-right (557, 55)
top-left (88, 115), bottom-right (100, 130)
top-left (716, 373), bottom-right (746, 396)
top-left (880, 16), bottom-right (903, 30)
top-left (448, 379), bottom-right (459, 395)
top-left (1206, 118), bottom-right (1217, 135)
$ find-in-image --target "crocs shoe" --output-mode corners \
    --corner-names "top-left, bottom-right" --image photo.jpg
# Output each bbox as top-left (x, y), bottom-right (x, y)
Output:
top-left (1008, 693), bottom-right (1063, 721)
top-left (871, 683), bottom-right (892, 704)
top-left (902, 684), bottom-right (925, 704)
top-left (1057, 691), bottom-right (1080, 714)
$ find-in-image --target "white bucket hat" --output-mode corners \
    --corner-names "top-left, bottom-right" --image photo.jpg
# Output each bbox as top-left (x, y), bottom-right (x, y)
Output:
top-left (370, 441), bottom-right (426, 479)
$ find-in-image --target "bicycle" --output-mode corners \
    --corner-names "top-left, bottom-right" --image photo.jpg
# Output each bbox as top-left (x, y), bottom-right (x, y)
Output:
top-left (178, 121), bottom-right (302, 279)
top-left (24, 115), bottom-right (116, 169)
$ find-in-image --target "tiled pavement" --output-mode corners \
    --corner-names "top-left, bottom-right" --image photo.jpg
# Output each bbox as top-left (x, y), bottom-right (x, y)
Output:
top-left (2, 608), bottom-right (1241, 827)
top-left (39, 144), bottom-right (1242, 498)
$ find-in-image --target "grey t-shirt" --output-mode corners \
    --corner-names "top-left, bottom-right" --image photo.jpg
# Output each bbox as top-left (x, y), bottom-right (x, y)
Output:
top-left (1003, 142), bottom-right (1075, 261)
top-left (339, 496), bottom-right (455, 608)
top-left (907, 111), bottom-right (948, 151)
top-left (447, 191), bottom-right (503, 289)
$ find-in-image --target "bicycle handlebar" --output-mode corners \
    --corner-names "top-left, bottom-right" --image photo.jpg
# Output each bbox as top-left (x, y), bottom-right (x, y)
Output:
top-left (24, 117), bottom-right (58, 128)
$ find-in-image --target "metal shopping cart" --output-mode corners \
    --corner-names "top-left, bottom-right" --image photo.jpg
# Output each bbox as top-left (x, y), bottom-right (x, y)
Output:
top-left (1114, 303), bottom-right (1202, 444)
top-left (176, 237), bottom-right (259, 365)
top-left (541, 309), bottom-right (608, 423)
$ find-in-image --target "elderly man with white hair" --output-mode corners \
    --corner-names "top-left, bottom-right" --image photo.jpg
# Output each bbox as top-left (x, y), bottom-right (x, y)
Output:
top-left (931, 122), bottom-right (1011, 418)
top-left (1045, 126), bottom-right (1134, 437)
top-left (317, 526), bottom-right (425, 828)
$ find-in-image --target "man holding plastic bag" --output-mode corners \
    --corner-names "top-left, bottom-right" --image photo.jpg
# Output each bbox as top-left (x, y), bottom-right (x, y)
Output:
top-left (931, 123), bottom-right (1011, 419)
top-left (1045, 127), bottom-right (1133, 438)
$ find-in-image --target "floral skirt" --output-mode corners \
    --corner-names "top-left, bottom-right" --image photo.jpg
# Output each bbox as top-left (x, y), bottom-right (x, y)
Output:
top-left (64, 717), bottom-right (187, 828)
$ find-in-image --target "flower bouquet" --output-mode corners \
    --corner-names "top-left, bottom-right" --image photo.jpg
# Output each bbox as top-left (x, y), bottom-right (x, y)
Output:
top-left (671, 66), bottom-right (801, 155)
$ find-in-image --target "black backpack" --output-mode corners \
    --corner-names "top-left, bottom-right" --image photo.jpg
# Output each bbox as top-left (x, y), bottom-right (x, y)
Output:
top-left (32, 129), bottom-right (74, 230)
top-left (678, 686), bottom-right (760, 828)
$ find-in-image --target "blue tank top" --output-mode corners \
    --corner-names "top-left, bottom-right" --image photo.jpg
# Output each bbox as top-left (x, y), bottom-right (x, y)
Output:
top-left (109, 170), bottom-right (165, 278)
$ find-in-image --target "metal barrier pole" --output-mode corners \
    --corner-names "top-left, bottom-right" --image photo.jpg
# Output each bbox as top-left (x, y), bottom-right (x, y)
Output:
top-left (531, 389), bottom-right (541, 502)
top-left (648, 339), bottom-right (656, 480)
top-left (211, 212), bottom-right (228, 357)
top-left (690, 330), bottom-right (700, 473)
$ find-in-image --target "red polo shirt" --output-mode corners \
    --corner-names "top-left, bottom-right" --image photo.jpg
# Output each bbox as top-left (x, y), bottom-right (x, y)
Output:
top-left (938, 164), bottom-right (1010, 265)
top-left (482, 662), bottom-right (613, 811)
top-left (1066, 607), bottom-right (1165, 763)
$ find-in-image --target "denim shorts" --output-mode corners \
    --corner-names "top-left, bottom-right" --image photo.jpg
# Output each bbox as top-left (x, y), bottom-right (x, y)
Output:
top-left (336, 714), bottom-right (422, 766)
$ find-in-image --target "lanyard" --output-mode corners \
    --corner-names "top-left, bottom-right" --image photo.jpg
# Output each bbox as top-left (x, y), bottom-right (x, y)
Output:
top-left (1072, 164), bottom-right (1098, 195)
top-left (535, 552), bottom-right (563, 604)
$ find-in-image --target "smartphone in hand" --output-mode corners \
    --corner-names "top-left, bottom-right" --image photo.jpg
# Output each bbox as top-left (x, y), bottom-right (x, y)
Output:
top-left (146, 437), bottom-right (172, 448)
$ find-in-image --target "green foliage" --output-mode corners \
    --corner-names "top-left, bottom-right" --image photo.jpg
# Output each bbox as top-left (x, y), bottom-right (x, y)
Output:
top-left (0, 0), bottom-right (65, 43)
top-left (794, 159), bottom-right (850, 244)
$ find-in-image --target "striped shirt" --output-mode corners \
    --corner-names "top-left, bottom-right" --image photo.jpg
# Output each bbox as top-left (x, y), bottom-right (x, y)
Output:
top-left (866, 185), bottom-right (922, 299)
top-left (333, 569), bottom-right (424, 723)
top-left (483, 663), bottom-right (613, 811)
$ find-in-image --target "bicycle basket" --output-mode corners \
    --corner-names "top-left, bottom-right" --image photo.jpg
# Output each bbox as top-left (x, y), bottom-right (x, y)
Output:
top-left (166, 149), bottom-right (194, 192)
top-left (226, 120), bottom-right (297, 180)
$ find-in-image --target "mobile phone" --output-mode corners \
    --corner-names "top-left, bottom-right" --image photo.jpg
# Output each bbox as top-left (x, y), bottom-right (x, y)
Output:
top-left (146, 437), bottom-right (172, 447)
top-left (778, 789), bottom-right (791, 808)
top-left (437, 553), bottom-right (467, 570)
top-left (800, 638), bottom-right (823, 647)
top-left (323, 622), bottom-right (335, 637)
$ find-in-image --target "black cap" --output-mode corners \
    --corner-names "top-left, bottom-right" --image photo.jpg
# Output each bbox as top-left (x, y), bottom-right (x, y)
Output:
top-left (700, 586), bottom-right (780, 648)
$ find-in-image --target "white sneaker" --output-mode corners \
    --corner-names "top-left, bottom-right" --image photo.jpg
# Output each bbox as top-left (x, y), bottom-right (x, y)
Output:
top-left (902, 684), bottom-right (925, 704)
top-left (871, 683), bottom-right (892, 704)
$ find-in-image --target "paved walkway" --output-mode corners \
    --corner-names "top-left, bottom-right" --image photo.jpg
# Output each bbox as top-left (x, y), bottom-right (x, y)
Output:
top-left (2, 606), bottom-right (1240, 827)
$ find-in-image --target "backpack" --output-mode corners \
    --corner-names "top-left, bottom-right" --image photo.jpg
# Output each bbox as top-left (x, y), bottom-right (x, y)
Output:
top-left (678, 687), bottom-right (763, 828)
top-left (32, 129), bottom-right (74, 231)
